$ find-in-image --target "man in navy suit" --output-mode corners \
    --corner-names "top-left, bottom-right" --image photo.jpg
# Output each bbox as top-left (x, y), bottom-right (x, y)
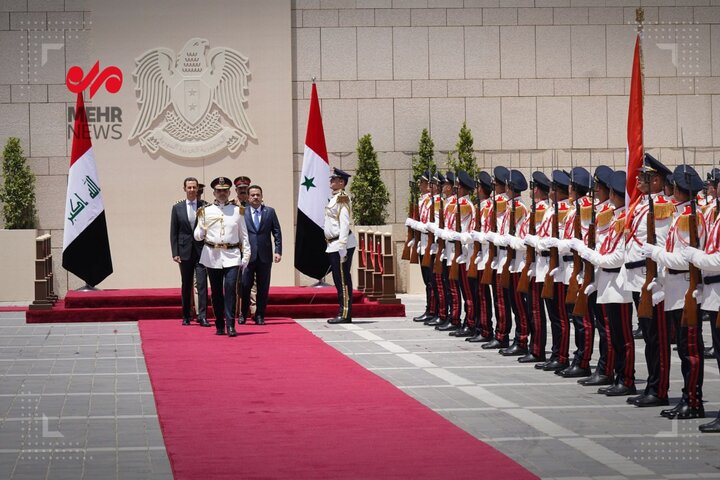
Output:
top-left (241, 185), bottom-right (282, 325)
top-left (170, 177), bottom-right (209, 327)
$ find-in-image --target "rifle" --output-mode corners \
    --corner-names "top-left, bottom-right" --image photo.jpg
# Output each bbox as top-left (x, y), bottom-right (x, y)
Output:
top-left (541, 182), bottom-right (559, 299)
top-left (449, 177), bottom-right (462, 281)
top-left (409, 185), bottom-right (421, 265)
top-left (421, 169), bottom-right (436, 267)
top-left (432, 193), bottom-right (446, 274)
top-left (480, 180), bottom-right (497, 285)
top-left (500, 192), bottom-right (516, 288)
top-left (681, 134), bottom-right (700, 327)
top-left (517, 180), bottom-right (536, 294)
top-left (637, 192), bottom-right (656, 319)
top-left (467, 182), bottom-right (482, 279)
top-left (573, 182), bottom-right (595, 316)
top-left (565, 194), bottom-right (583, 305)
top-left (401, 180), bottom-right (415, 261)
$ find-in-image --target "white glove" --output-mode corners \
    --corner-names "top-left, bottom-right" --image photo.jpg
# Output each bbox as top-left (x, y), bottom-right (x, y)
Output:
top-left (557, 239), bottom-right (571, 254)
top-left (491, 258), bottom-right (498, 270)
top-left (544, 237), bottom-right (559, 249)
top-left (524, 234), bottom-right (538, 248)
top-left (583, 283), bottom-right (596, 295)
top-left (407, 238), bottom-right (415, 248)
top-left (486, 231), bottom-right (498, 243)
top-left (549, 267), bottom-right (558, 278)
top-left (405, 218), bottom-right (413, 227)
top-left (457, 253), bottom-right (468, 265)
top-left (640, 243), bottom-right (661, 260)
top-left (240, 259), bottom-right (249, 270)
top-left (580, 247), bottom-right (601, 266)
top-left (510, 237), bottom-right (525, 250)
top-left (652, 290), bottom-right (665, 306)
top-left (472, 231), bottom-right (483, 242)
top-left (427, 223), bottom-right (437, 235)
top-left (692, 285), bottom-right (704, 302)
top-left (569, 237), bottom-right (584, 252)
top-left (528, 265), bottom-right (536, 278)
top-left (448, 231), bottom-right (461, 241)
top-left (460, 232), bottom-right (473, 245)
top-left (417, 223), bottom-right (428, 233)
top-left (474, 253), bottom-right (483, 266)
top-left (495, 234), bottom-right (510, 247)
top-left (339, 247), bottom-right (347, 260)
top-left (682, 246), bottom-right (701, 264)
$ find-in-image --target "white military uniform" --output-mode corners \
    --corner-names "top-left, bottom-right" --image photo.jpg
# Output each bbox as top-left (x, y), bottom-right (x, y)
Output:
top-left (324, 190), bottom-right (357, 254)
top-left (194, 202), bottom-right (251, 269)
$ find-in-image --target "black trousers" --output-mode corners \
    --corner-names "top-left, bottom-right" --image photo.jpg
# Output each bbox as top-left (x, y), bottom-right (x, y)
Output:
top-left (241, 260), bottom-right (272, 318)
top-left (476, 277), bottom-right (494, 338)
top-left (494, 273), bottom-right (512, 343)
top-left (675, 309), bottom-right (707, 408)
top-left (528, 281), bottom-right (547, 358)
top-left (634, 292), bottom-right (671, 399)
top-left (604, 302), bottom-right (634, 387)
top-left (419, 257), bottom-right (436, 315)
top-left (568, 303), bottom-right (594, 369)
top-left (510, 273), bottom-right (529, 349)
top-left (545, 283), bottom-right (570, 364)
top-left (329, 248), bottom-right (355, 320)
top-left (592, 292), bottom-right (614, 377)
top-left (208, 266), bottom-right (239, 332)
top-left (444, 263), bottom-right (461, 324)
top-left (179, 251), bottom-right (207, 321)
top-left (458, 264), bottom-right (474, 326)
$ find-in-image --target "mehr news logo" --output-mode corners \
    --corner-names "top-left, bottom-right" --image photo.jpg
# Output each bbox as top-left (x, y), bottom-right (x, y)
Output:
top-left (65, 61), bottom-right (124, 140)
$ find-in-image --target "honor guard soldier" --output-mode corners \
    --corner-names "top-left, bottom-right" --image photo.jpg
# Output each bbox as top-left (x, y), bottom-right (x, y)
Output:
top-left (194, 176), bottom-right (251, 337)
top-left (325, 168), bottom-right (357, 324)
top-left (683, 188), bottom-right (720, 431)
top-left (468, 171), bottom-right (495, 343)
top-left (641, 165), bottom-right (706, 417)
top-left (494, 170), bottom-right (530, 356)
top-left (515, 171), bottom-right (551, 362)
top-left (576, 165), bottom-right (616, 387)
top-left (623, 153), bottom-right (674, 407)
top-left (234, 176), bottom-right (252, 206)
top-left (434, 172), bottom-right (461, 331)
top-left (482, 166), bottom-right (511, 349)
top-left (447, 170), bottom-right (477, 337)
top-left (576, 171), bottom-right (637, 396)
top-left (702, 168), bottom-right (720, 360)
top-left (526, 169), bottom-right (572, 372)
top-left (425, 171), bottom-right (447, 327)
top-left (411, 171), bottom-right (436, 323)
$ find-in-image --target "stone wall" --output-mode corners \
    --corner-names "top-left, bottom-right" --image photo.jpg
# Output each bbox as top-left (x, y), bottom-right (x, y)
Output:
top-left (291, 0), bottom-right (720, 290)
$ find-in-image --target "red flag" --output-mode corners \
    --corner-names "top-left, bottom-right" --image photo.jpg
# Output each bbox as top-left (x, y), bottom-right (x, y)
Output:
top-left (626, 34), bottom-right (644, 206)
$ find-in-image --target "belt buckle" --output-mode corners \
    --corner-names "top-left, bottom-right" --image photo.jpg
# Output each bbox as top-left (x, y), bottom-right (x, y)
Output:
top-left (214, 243), bottom-right (223, 249)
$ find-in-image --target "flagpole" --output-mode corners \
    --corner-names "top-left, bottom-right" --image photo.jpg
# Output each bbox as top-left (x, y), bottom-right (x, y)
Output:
top-left (636, 7), bottom-right (645, 153)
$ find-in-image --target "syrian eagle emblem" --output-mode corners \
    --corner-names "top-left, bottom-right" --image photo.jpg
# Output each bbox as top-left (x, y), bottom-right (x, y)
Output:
top-left (129, 38), bottom-right (257, 158)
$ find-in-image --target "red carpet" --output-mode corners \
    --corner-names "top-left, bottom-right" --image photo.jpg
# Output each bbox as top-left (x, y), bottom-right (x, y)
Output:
top-left (25, 287), bottom-right (404, 323)
top-left (139, 319), bottom-right (537, 480)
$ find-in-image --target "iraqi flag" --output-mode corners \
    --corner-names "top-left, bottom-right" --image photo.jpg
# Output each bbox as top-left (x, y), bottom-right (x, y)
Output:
top-left (626, 33), bottom-right (644, 207)
top-left (62, 92), bottom-right (113, 287)
top-left (295, 83), bottom-right (331, 279)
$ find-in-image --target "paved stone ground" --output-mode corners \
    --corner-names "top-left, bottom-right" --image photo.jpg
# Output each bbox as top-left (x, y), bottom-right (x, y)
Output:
top-left (300, 295), bottom-right (720, 480)
top-left (1, 295), bottom-right (719, 479)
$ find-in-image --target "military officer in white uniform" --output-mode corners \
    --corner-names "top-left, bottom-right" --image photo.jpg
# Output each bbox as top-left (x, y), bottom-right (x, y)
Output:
top-left (325, 168), bottom-right (357, 324)
top-left (194, 176), bottom-right (251, 337)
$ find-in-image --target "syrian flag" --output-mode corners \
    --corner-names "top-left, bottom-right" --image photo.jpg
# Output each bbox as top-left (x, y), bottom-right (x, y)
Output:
top-left (626, 33), bottom-right (644, 207)
top-left (62, 92), bottom-right (113, 287)
top-left (295, 83), bottom-right (331, 279)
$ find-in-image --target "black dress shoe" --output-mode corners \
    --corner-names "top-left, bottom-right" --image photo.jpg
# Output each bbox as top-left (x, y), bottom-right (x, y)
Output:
top-left (500, 344), bottom-right (528, 357)
top-left (255, 315), bottom-right (265, 325)
top-left (198, 318), bottom-right (210, 327)
top-left (482, 339), bottom-right (508, 350)
top-left (674, 404), bottom-right (705, 420)
top-left (704, 347), bottom-right (716, 359)
top-left (451, 326), bottom-right (473, 337)
top-left (578, 372), bottom-right (613, 386)
top-left (559, 365), bottom-right (592, 378)
top-left (660, 401), bottom-right (686, 418)
top-left (433, 319), bottom-right (451, 330)
top-left (327, 316), bottom-right (351, 324)
top-left (604, 384), bottom-right (637, 396)
top-left (699, 415), bottom-right (720, 433)
top-left (634, 394), bottom-right (669, 407)
top-left (437, 323), bottom-right (459, 332)
top-left (467, 334), bottom-right (493, 343)
top-left (632, 327), bottom-right (643, 339)
top-left (424, 316), bottom-right (442, 326)
top-left (228, 327), bottom-right (237, 337)
top-left (238, 317), bottom-right (247, 325)
top-left (543, 360), bottom-right (568, 372)
top-left (627, 393), bottom-right (645, 405)
top-left (518, 353), bottom-right (545, 363)
top-left (413, 311), bottom-right (430, 322)
top-left (216, 329), bottom-right (226, 335)
top-left (182, 319), bottom-right (191, 326)
top-left (535, 361), bottom-right (550, 370)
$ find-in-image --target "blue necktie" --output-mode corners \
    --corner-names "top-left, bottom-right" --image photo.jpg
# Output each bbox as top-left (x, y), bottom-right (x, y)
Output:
top-left (253, 209), bottom-right (260, 230)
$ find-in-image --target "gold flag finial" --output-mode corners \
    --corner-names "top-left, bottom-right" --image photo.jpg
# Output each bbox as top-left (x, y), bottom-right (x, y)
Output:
top-left (635, 7), bottom-right (644, 25)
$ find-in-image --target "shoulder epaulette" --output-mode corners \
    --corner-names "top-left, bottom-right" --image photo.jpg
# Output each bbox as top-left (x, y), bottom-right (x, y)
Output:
top-left (459, 203), bottom-right (473, 217)
top-left (534, 206), bottom-right (545, 224)
top-left (496, 197), bottom-right (507, 215)
top-left (337, 191), bottom-right (350, 204)
top-left (175, 199), bottom-right (185, 205)
top-left (654, 198), bottom-right (675, 220)
top-left (613, 215), bottom-right (626, 234)
top-left (238, 205), bottom-right (245, 215)
top-left (579, 197), bottom-right (594, 222)
top-left (597, 205), bottom-right (614, 228)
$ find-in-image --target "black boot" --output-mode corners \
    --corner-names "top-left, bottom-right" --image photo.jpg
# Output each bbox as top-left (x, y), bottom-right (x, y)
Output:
top-left (451, 326), bottom-right (474, 337)
top-left (425, 316), bottom-right (443, 326)
top-left (699, 412), bottom-right (720, 433)
top-left (413, 311), bottom-right (431, 322)
top-left (482, 338), bottom-right (508, 349)
top-left (578, 371), bottom-right (613, 386)
top-left (704, 346), bottom-right (716, 359)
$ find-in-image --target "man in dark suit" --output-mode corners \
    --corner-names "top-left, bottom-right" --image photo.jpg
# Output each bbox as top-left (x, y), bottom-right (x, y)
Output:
top-left (241, 185), bottom-right (282, 325)
top-left (170, 177), bottom-right (209, 327)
